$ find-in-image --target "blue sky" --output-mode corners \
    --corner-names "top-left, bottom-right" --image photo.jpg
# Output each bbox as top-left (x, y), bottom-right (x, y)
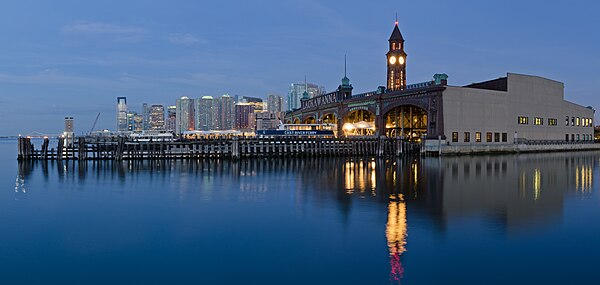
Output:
top-left (1, 0), bottom-right (599, 135)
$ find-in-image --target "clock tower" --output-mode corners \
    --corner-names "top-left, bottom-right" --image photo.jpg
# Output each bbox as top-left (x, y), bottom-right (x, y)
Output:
top-left (386, 21), bottom-right (407, 91)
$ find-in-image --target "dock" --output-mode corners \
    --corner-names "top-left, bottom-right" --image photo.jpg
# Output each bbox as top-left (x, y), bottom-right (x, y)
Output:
top-left (16, 136), bottom-right (420, 161)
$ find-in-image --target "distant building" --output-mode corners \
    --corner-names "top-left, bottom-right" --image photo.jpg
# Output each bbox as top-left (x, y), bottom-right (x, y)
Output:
top-left (267, 94), bottom-right (285, 121)
top-left (219, 94), bottom-right (235, 130)
top-left (176, 97), bottom-right (195, 134)
top-left (287, 82), bottom-right (325, 111)
top-left (240, 96), bottom-right (265, 111)
top-left (142, 103), bottom-right (150, 130)
top-left (64, 116), bottom-right (74, 133)
top-left (235, 103), bottom-right (255, 130)
top-left (196, 96), bottom-right (215, 131)
top-left (133, 114), bottom-right (144, 132)
top-left (149, 105), bottom-right (165, 130)
top-left (256, 112), bottom-right (277, 130)
top-left (116, 97), bottom-right (128, 132)
top-left (267, 94), bottom-right (284, 113)
top-left (166, 105), bottom-right (177, 132)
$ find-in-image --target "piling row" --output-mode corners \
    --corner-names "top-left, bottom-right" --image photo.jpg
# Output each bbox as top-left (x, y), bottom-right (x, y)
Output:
top-left (17, 136), bottom-right (420, 161)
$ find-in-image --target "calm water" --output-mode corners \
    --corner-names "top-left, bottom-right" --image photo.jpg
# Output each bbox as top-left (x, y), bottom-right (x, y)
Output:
top-left (2, 139), bottom-right (600, 284)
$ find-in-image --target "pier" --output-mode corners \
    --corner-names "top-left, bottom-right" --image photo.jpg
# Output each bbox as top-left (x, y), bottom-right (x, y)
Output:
top-left (17, 136), bottom-right (420, 161)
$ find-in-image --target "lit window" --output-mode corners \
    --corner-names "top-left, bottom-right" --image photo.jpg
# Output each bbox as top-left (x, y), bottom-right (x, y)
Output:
top-left (534, 117), bottom-right (543, 125)
top-left (486, 132), bottom-right (492, 142)
top-left (548, 118), bottom-right (557, 126)
top-left (452, 132), bottom-right (458, 142)
top-left (464, 132), bottom-right (470, 142)
top-left (518, 116), bottom-right (529, 124)
top-left (576, 117), bottom-right (580, 126)
top-left (494, 132), bottom-right (500, 142)
top-left (475, 132), bottom-right (481, 142)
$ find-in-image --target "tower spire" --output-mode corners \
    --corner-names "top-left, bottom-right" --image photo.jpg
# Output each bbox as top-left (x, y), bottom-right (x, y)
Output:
top-left (395, 12), bottom-right (398, 26)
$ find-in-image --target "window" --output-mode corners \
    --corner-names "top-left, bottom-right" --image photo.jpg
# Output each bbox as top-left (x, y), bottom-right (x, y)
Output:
top-left (572, 117), bottom-right (575, 126)
top-left (577, 134), bottom-right (580, 141)
top-left (566, 116), bottom-right (570, 126)
top-left (475, 132), bottom-right (482, 142)
top-left (452, 132), bottom-right (458, 142)
top-left (548, 118), bottom-right (557, 126)
top-left (464, 132), bottom-right (470, 142)
top-left (494, 132), bottom-right (500, 142)
top-left (486, 132), bottom-right (493, 142)
top-left (576, 117), bottom-right (580, 126)
top-left (502, 133), bottom-right (507, 142)
top-left (583, 118), bottom-right (587, 127)
top-left (572, 134), bottom-right (575, 141)
top-left (534, 117), bottom-right (543, 125)
top-left (518, 116), bottom-right (529, 124)
top-left (566, 134), bottom-right (569, 142)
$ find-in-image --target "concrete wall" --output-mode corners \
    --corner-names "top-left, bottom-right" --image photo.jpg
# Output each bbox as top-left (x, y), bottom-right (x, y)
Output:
top-left (442, 73), bottom-right (594, 145)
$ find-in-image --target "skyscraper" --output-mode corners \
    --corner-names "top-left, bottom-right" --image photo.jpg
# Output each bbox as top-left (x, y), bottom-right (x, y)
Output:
top-left (235, 103), bottom-right (255, 130)
top-left (116, 97), bottom-right (128, 132)
top-left (176, 97), bottom-right (194, 134)
top-left (166, 105), bottom-right (177, 132)
top-left (287, 82), bottom-right (325, 111)
top-left (196, 96), bottom-right (215, 131)
top-left (149, 105), bottom-right (165, 130)
top-left (219, 94), bottom-right (235, 130)
top-left (267, 94), bottom-right (284, 114)
top-left (142, 103), bottom-right (150, 130)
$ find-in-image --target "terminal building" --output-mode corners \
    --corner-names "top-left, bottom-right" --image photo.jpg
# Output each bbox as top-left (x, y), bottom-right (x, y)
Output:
top-left (286, 21), bottom-right (594, 147)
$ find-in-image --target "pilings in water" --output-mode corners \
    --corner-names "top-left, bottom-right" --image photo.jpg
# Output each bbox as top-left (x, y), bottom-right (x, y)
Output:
top-left (16, 136), bottom-right (422, 161)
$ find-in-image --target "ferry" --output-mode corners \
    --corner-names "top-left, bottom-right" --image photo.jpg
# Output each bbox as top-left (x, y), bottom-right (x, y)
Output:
top-left (129, 131), bottom-right (174, 142)
top-left (256, 123), bottom-right (337, 137)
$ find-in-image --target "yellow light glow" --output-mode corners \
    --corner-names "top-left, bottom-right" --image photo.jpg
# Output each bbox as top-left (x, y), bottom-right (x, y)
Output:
top-left (389, 56), bottom-right (397, 65)
top-left (398, 56), bottom-right (405, 65)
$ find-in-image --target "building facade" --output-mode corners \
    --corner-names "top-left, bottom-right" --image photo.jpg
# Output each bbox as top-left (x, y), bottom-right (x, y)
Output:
top-left (287, 82), bottom-right (326, 111)
top-left (166, 105), bottom-right (177, 132)
top-left (286, 22), bottom-right (594, 146)
top-left (116, 97), bottom-right (128, 132)
top-left (196, 96), bottom-right (216, 131)
top-left (219, 94), bottom-right (235, 130)
top-left (149, 104), bottom-right (165, 130)
top-left (176, 97), bottom-right (195, 134)
top-left (235, 103), bottom-right (255, 130)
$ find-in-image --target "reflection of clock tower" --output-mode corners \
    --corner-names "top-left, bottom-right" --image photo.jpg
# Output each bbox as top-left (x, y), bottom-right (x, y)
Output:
top-left (386, 21), bottom-right (407, 91)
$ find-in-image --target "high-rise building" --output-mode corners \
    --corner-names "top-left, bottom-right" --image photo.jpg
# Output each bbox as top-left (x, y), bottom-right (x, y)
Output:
top-left (176, 97), bottom-right (195, 134)
top-left (267, 94), bottom-right (284, 114)
top-left (166, 105), bottom-right (177, 132)
top-left (196, 96), bottom-right (215, 131)
top-left (235, 103), bottom-right (255, 130)
top-left (116, 97), bottom-right (128, 132)
top-left (219, 94), bottom-right (235, 130)
top-left (142, 103), bottom-right (150, 130)
top-left (287, 82), bottom-right (325, 111)
top-left (133, 114), bottom-right (144, 132)
top-left (149, 105), bottom-right (165, 130)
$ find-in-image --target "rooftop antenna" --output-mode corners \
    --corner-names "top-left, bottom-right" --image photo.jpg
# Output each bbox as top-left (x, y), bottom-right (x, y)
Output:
top-left (304, 75), bottom-right (307, 90)
top-left (395, 12), bottom-right (398, 26)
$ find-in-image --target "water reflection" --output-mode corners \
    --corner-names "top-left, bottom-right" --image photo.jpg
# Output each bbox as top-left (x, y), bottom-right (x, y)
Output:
top-left (14, 152), bottom-right (598, 284)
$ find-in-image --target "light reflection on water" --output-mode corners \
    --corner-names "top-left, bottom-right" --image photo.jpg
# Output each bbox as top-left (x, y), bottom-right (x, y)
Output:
top-left (3, 145), bottom-right (600, 284)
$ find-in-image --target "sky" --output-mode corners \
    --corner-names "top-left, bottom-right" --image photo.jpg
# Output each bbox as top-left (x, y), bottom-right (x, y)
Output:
top-left (1, 0), bottom-right (599, 135)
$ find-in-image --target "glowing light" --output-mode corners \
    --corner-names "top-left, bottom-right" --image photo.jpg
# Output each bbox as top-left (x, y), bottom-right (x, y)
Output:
top-left (398, 56), bottom-right (405, 65)
top-left (389, 56), bottom-right (397, 65)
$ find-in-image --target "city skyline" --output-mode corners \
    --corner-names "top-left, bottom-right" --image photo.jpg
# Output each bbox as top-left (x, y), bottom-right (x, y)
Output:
top-left (1, 0), bottom-right (599, 135)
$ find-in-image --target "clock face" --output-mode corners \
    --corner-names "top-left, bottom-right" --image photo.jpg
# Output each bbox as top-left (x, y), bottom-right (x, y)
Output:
top-left (398, 56), bottom-right (405, 65)
top-left (389, 56), bottom-right (397, 65)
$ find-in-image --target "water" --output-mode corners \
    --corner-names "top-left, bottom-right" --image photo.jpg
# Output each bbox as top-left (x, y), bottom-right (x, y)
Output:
top-left (2, 138), bottom-right (600, 284)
